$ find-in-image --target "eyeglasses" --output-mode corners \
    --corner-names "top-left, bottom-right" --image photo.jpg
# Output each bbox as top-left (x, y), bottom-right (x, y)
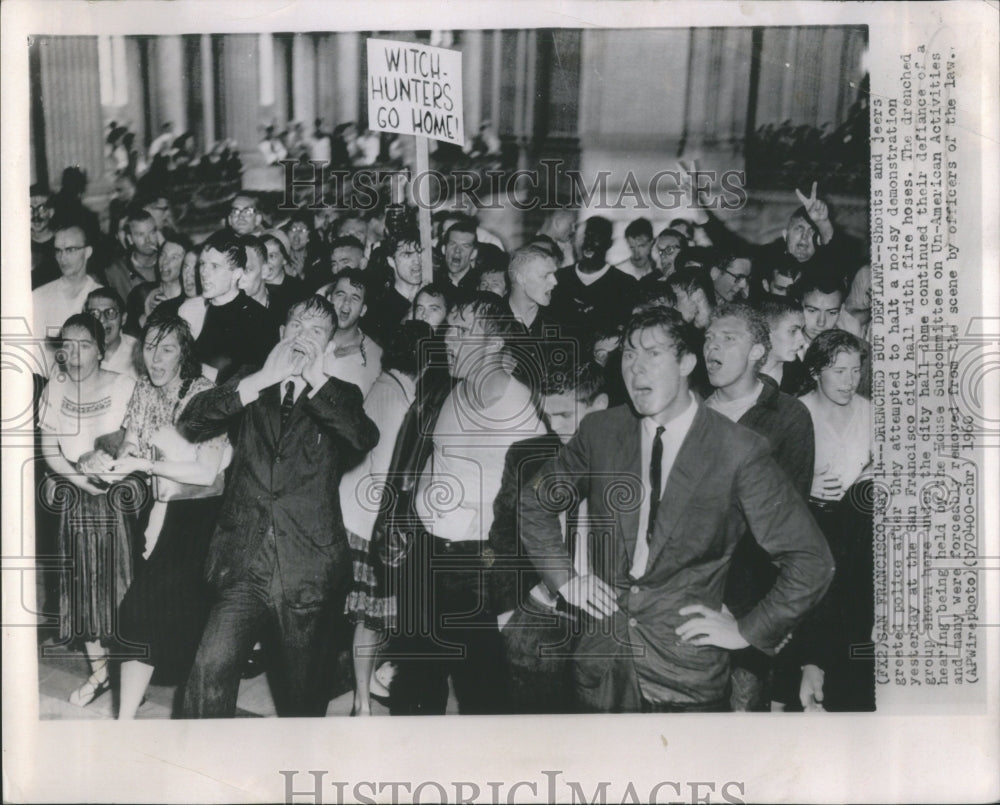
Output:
top-left (658, 244), bottom-right (681, 255)
top-left (288, 225), bottom-right (310, 234)
top-left (722, 269), bottom-right (751, 285)
top-left (54, 246), bottom-right (86, 257)
top-left (30, 204), bottom-right (51, 214)
top-left (86, 307), bottom-right (121, 322)
top-left (230, 206), bottom-right (257, 217)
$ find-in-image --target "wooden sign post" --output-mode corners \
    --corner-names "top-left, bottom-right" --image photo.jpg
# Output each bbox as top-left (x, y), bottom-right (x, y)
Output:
top-left (366, 38), bottom-right (465, 284)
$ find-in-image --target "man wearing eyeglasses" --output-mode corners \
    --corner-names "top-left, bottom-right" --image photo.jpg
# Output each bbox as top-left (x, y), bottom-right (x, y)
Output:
top-left (227, 194), bottom-right (264, 237)
top-left (32, 225), bottom-right (101, 351)
top-left (84, 288), bottom-right (138, 380)
top-left (709, 254), bottom-right (752, 303)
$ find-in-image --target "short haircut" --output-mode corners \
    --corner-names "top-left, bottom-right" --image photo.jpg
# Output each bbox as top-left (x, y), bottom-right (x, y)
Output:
top-left (542, 361), bottom-right (607, 405)
top-left (380, 320), bottom-right (433, 377)
top-left (526, 234), bottom-right (562, 262)
top-left (787, 205), bottom-right (819, 231)
top-left (451, 290), bottom-right (525, 349)
top-left (126, 207), bottom-right (156, 229)
top-left (240, 235), bottom-right (267, 266)
top-left (442, 215), bottom-right (478, 245)
top-left (801, 329), bottom-right (867, 392)
top-left (142, 311), bottom-right (201, 382)
top-left (330, 235), bottom-right (366, 254)
top-left (714, 251), bottom-right (753, 273)
top-left (771, 262), bottom-right (802, 281)
top-left (161, 230), bottom-right (194, 254)
top-left (760, 295), bottom-right (804, 327)
top-left (85, 287), bottom-right (126, 316)
top-left (634, 283), bottom-right (677, 312)
top-left (415, 281), bottom-right (454, 310)
top-left (656, 227), bottom-right (687, 244)
top-left (261, 233), bottom-right (289, 263)
top-left (792, 269), bottom-right (846, 303)
top-left (30, 183), bottom-right (52, 200)
top-left (667, 266), bottom-right (717, 308)
top-left (60, 312), bottom-right (106, 359)
top-left (475, 243), bottom-right (509, 273)
top-left (385, 228), bottom-right (421, 259)
top-left (623, 305), bottom-right (700, 361)
top-left (202, 229), bottom-right (247, 270)
top-left (286, 294), bottom-right (337, 328)
top-left (287, 209), bottom-right (314, 230)
top-left (624, 217), bottom-right (653, 240)
top-left (330, 267), bottom-right (369, 302)
top-left (54, 223), bottom-right (88, 245)
top-left (710, 302), bottom-right (771, 357)
top-left (583, 215), bottom-right (613, 242)
top-left (509, 244), bottom-right (557, 281)
top-left (590, 322), bottom-right (624, 347)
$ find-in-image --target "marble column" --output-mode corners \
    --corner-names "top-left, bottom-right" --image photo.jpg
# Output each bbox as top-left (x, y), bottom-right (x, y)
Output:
top-left (37, 36), bottom-right (107, 190)
top-left (154, 35), bottom-right (187, 133)
top-left (292, 33), bottom-right (316, 126)
top-left (200, 34), bottom-right (215, 147)
top-left (462, 30), bottom-right (483, 138)
top-left (219, 34), bottom-right (262, 154)
top-left (334, 32), bottom-right (360, 125)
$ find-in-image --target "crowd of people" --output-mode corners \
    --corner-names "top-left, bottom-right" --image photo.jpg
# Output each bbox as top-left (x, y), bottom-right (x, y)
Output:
top-left (30, 162), bottom-right (875, 717)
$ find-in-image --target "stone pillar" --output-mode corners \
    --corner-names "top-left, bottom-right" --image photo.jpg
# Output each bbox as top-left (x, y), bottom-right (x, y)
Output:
top-left (292, 33), bottom-right (316, 126)
top-left (37, 36), bottom-right (107, 191)
top-left (219, 34), bottom-right (262, 154)
top-left (154, 35), bottom-right (186, 132)
top-left (200, 34), bottom-right (215, 147)
top-left (334, 32), bottom-right (360, 125)
top-left (462, 30), bottom-right (483, 138)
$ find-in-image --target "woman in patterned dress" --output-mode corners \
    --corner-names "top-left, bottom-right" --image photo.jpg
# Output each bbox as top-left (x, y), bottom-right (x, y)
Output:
top-left (111, 312), bottom-right (231, 718)
top-left (39, 313), bottom-right (138, 707)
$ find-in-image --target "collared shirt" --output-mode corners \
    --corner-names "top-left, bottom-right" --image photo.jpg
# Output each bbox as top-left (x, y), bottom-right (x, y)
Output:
top-left (704, 380), bottom-right (764, 424)
top-left (631, 393), bottom-right (699, 578)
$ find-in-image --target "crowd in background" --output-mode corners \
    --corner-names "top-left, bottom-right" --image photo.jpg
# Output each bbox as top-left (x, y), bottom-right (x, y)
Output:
top-left (29, 149), bottom-right (875, 717)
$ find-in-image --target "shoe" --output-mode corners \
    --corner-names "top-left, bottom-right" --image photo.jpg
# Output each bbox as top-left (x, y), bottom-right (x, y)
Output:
top-left (68, 673), bottom-right (111, 707)
top-left (241, 647), bottom-right (266, 679)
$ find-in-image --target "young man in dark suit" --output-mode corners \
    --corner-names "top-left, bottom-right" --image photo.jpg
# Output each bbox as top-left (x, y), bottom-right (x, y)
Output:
top-left (519, 306), bottom-right (834, 712)
top-left (178, 296), bottom-right (380, 717)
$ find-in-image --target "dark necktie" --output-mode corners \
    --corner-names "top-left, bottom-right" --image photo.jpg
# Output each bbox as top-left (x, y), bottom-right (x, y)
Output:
top-left (631, 425), bottom-right (664, 578)
top-left (280, 380), bottom-right (295, 431)
top-left (647, 425), bottom-right (665, 537)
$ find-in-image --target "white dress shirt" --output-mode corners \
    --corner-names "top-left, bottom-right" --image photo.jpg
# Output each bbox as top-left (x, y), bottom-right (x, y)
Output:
top-left (630, 393), bottom-right (699, 578)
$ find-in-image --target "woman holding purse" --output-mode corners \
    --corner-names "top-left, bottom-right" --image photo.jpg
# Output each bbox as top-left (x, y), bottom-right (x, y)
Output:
top-left (111, 312), bottom-right (231, 718)
top-left (39, 313), bottom-right (138, 707)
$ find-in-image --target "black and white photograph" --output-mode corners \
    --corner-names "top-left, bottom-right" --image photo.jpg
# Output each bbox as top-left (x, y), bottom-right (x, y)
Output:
top-left (2, 1), bottom-right (997, 803)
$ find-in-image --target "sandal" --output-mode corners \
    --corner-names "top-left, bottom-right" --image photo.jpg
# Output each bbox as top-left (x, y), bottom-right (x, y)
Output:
top-left (68, 671), bottom-right (111, 707)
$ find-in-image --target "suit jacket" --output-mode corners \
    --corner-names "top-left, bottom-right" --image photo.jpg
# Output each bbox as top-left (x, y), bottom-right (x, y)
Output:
top-left (519, 402), bottom-right (834, 710)
top-left (177, 369), bottom-right (380, 606)
top-left (488, 433), bottom-right (565, 616)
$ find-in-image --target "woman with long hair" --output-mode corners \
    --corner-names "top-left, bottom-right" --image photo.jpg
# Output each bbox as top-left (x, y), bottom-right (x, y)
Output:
top-left (111, 312), bottom-right (231, 718)
top-left (773, 329), bottom-right (874, 713)
top-left (39, 313), bottom-right (138, 707)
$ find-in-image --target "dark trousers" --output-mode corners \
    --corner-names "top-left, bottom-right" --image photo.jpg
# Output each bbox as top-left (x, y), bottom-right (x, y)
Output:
top-left (502, 598), bottom-right (578, 714)
top-left (182, 531), bottom-right (339, 718)
top-left (389, 533), bottom-right (508, 715)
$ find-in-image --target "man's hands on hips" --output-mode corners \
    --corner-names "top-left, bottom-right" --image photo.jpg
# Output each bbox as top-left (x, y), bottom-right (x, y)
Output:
top-left (676, 604), bottom-right (750, 649)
